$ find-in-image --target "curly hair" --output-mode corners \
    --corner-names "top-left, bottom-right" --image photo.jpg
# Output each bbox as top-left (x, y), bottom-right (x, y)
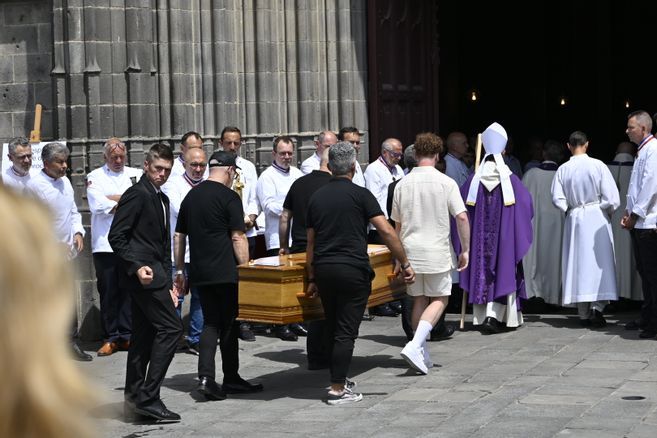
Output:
top-left (413, 132), bottom-right (443, 158)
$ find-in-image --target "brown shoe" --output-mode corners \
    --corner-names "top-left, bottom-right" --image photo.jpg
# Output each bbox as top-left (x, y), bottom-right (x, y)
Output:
top-left (117, 340), bottom-right (130, 351)
top-left (97, 341), bottom-right (118, 356)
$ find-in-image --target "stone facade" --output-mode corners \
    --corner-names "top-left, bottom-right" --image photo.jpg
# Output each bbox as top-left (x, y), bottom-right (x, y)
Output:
top-left (0, 0), bottom-right (369, 339)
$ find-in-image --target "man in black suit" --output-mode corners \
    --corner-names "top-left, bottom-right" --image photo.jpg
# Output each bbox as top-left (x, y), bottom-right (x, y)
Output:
top-left (109, 143), bottom-right (183, 422)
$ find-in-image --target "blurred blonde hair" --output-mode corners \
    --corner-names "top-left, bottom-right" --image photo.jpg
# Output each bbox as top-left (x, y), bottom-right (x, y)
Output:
top-left (0, 186), bottom-right (94, 438)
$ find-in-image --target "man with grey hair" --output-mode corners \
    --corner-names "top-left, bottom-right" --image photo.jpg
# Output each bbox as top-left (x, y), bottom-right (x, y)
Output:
top-left (300, 130), bottom-right (338, 174)
top-left (622, 110), bottom-right (657, 338)
top-left (364, 137), bottom-right (404, 317)
top-left (305, 141), bottom-right (415, 405)
top-left (25, 142), bottom-right (91, 361)
top-left (1, 136), bottom-right (36, 190)
top-left (87, 138), bottom-right (143, 357)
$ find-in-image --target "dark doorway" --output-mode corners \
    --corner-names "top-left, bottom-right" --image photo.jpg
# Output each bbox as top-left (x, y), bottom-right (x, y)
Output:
top-left (366, 0), bottom-right (440, 159)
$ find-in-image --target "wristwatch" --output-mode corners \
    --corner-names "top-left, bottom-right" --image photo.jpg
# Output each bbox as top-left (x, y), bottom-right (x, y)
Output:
top-left (401, 262), bottom-right (411, 270)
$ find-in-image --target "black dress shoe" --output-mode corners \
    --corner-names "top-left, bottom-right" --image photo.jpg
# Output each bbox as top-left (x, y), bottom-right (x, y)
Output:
top-left (276, 325), bottom-right (298, 341)
top-left (134, 400), bottom-right (181, 422)
top-left (223, 377), bottom-right (264, 394)
top-left (429, 323), bottom-right (455, 341)
top-left (71, 342), bottom-right (93, 361)
top-left (198, 376), bottom-right (227, 401)
top-left (481, 317), bottom-right (502, 334)
top-left (370, 303), bottom-right (397, 317)
top-left (579, 318), bottom-right (592, 327)
top-left (639, 329), bottom-right (657, 339)
top-left (289, 323), bottom-right (308, 337)
top-left (239, 322), bottom-right (256, 342)
top-left (589, 310), bottom-right (606, 328)
top-left (389, 300), bottom-right (403, 315)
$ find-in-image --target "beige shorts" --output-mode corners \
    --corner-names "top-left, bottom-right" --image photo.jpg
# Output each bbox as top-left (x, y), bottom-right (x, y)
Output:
top-left (407, 271), bottom-right (452, 297)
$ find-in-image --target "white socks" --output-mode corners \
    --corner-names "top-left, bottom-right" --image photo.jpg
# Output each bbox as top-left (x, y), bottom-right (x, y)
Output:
top-left (411, 320), bottom-right (433, 349)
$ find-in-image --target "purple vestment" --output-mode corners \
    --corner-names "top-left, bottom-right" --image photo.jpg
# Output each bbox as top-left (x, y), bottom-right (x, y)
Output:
top-left (455, 174), bottom-right (534, 306)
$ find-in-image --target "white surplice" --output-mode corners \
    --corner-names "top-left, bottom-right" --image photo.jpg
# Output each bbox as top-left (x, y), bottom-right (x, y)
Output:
top-left (551, 154), bottom-right (620, 305)
top-left (521, 164), bottom-right (564, 305)
top-left (607, 153), bottom-right (643, 300)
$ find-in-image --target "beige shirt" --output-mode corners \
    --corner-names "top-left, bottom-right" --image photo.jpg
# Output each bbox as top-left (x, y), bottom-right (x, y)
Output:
top-left (391, 166), bottom-right (466, 273)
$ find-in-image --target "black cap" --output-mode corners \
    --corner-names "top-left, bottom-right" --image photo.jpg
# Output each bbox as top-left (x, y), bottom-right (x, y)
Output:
top-left (208, 151), bottom-right (240, 169)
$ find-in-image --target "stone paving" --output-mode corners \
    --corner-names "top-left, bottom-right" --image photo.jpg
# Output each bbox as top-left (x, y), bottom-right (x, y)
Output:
top-left (82, 310), bottom-right (657, 437)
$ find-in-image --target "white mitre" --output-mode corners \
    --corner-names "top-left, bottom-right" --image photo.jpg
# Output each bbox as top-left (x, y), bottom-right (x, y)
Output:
top-left (466, 122), bottom-right (516, 206)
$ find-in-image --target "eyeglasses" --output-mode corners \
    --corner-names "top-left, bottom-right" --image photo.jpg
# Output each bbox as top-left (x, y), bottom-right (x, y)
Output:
top-left (277, 151), bottom-right (294, 156)
top-left (349, 140), bottom-right (361, 146)
top-left (189, 162), bottom-right (207, 168)
top-left (385, 149), bottom-right (402, 159)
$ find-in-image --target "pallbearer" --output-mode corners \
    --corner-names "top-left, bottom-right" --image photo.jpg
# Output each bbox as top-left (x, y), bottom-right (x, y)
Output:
top-left (458, 123), bottom-right (533, 334)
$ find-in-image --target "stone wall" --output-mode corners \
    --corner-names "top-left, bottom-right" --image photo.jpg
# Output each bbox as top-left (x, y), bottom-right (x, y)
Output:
top-left (0, 0), bottom-right (369, 340)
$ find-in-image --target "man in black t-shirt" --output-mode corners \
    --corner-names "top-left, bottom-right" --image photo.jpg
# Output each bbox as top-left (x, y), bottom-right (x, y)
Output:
top-left (279, 147), bottom-right (332, 370)
top-left (305, 142), bottom-right (416, 405)
top-left (174, 151), bottom-right (263, 401)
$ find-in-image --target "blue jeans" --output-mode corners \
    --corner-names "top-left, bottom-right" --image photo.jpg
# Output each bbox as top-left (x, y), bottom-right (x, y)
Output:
top-left (173, 264), bottom-right (204, 344)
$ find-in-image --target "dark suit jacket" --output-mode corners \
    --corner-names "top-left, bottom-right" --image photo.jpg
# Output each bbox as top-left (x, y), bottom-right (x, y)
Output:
top-left (109, 174), bottom-right (172, 291)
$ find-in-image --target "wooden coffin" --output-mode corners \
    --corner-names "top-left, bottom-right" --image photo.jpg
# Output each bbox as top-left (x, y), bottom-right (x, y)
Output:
top-left (238, 245), bottom-right (407, 324)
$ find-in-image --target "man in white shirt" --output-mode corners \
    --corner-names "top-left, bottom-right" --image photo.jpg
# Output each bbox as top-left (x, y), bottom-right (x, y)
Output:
top-left (170, 131), bottom-right (206, 179)
top-left (551, 131), bottom-right (620, 327)
top-left (256, 135), bottom-right (304, 341)
top-left (444, 132), bottom-right (472, 188)
top-left (622, 110), bottom-right (657, 338)
top-left (392, 133), bottom-right (470, 374)
top-left (25, 142), bottom-right (91, 361)
top-left (162, 148), bottom-right (207, 354)
top-left (338, 127), bottom-right (366, 187)
top-left (300, 130), bottom-right (338, 174)
top-left (1, 136), bottom-right (37, 190)
top-left (364, 138), bottom-right (404, 317)
top-left (87, 138), bottom-right (143, 357)
top-left (220, 126), bottom-right (260, 342)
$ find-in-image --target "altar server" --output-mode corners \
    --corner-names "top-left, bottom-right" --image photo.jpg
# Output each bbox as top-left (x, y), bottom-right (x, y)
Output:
top-left (551, 131), bottom-right (620, 327)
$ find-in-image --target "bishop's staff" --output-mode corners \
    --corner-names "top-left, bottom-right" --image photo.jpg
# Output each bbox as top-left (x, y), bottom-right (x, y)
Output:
top-left (460, 133), bottom-right (482, 330)
top-left (29, 104), bottom-right (42, 143)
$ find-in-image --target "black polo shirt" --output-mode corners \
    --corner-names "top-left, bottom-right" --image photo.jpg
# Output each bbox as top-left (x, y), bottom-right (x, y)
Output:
top-left (283, 170), bottom-right (332, 253)
top-left (176, 180), bottom-right (245, 285)
top-left (306, 177), bottom-right (383, 270)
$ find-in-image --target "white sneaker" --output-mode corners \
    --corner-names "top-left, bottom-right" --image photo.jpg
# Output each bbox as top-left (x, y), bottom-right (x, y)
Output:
top-left (325, 378), bottom-right (357, 391)
top-left (326, 387), bottom-right (363, 405)
top-left (423, 346), bottom-right (433, 369)
top-left (401, 343), bottom-right (428, 375)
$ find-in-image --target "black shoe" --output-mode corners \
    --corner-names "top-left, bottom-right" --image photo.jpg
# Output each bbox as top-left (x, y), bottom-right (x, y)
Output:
top-left (370, 303), bottom-right (397, 317)
top-left (72, 342), bottom-right (93, 361)
top-left (223, 377), bottom-right (264, 394)
top-left (625, 320), bottom-right (646, 331)
top-left (134, 400), bottom-right (181, 422)
top-left (429, 323), bottom-right (455, 341)
top-left (198, 377), bottom-right (227, 401)
top-left (276, 325), bottom-right (298, 341)
top-left (239, 323), bottom-right (256, 342)
top-left (289, 323), bottom-right (308, 337)
top-left (589, 310), bottom-right (606, 328)
top-left (481, 317), bottom-right (502, 334)
top-left (186, 341), bottom-right (200, 356)
top-left (389, 300), bottom-right (403, 315)
top-left (579, 318), bottom-right (592, 327)
top-left (639, 329), bottom-right (657, 339)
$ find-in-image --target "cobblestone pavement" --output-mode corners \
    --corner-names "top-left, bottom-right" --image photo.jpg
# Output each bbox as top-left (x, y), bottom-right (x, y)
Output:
top-left (81, 310), bottom-right (657, 437)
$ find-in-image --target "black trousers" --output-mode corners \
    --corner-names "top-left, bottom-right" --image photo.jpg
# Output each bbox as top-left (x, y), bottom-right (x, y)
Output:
top-left (632, 229), bottom-right (657, 331)
top-left (316, 263), bottom-right (371, 384)
top-left (197, 283), bottom-right (240, 382)
top-left (94, 252), bottom-right (132, 342)
top-left (125, 284), bottom-right (182, 406)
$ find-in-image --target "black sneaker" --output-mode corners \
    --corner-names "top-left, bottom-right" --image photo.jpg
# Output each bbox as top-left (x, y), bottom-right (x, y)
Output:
top-left (187, 342), bottom-right (200, 356)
